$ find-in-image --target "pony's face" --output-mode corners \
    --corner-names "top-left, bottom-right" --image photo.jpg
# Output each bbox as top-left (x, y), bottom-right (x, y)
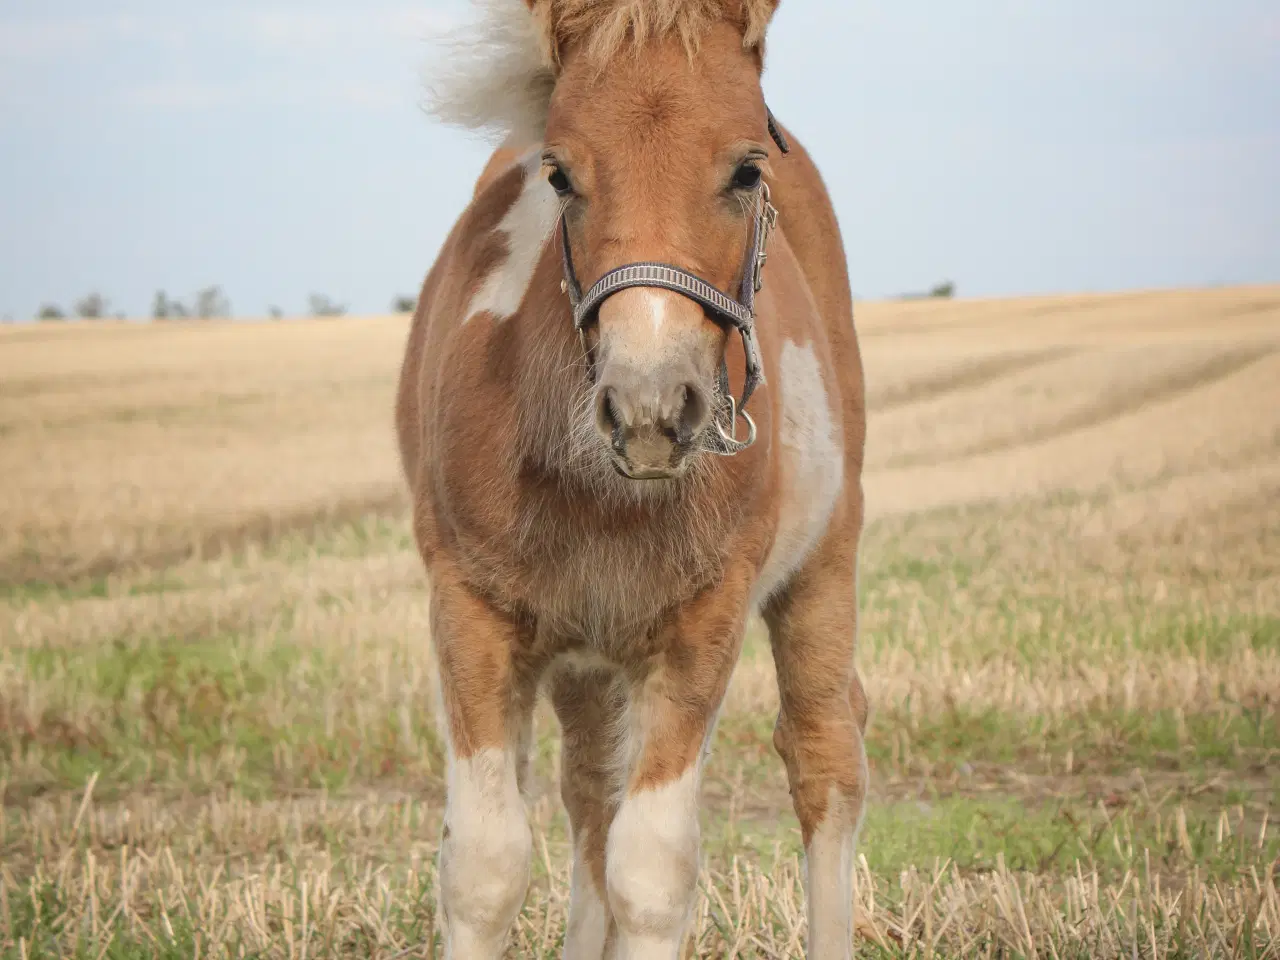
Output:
top-left (542, 22), bottom-right (775, 479)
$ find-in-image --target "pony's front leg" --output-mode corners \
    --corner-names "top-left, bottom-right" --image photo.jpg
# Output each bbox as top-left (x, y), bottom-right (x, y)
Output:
top-left (606, 573), bottom-right (750, 960)
top-left (765, 533), bottom-right (869, 960)
top-left (429, 561), bottom-right (540, 960)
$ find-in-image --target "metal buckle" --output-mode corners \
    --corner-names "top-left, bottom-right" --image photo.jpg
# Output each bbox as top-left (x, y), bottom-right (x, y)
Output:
top-left (753, 184), bottom-right (779, 293)
top-left (709, 395), bottom-right (758, 455)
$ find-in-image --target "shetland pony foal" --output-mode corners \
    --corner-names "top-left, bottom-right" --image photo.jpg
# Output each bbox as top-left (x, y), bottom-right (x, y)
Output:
top-left (396, 1), bottom-right (868, 956)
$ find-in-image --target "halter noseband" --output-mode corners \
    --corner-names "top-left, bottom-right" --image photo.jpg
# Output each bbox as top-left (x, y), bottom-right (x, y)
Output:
top-left (557, 107), bottom-right (790, 457)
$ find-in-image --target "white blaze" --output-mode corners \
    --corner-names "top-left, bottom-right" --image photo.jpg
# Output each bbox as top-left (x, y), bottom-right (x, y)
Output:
top-left (641, 290), bottom-right (673, 343)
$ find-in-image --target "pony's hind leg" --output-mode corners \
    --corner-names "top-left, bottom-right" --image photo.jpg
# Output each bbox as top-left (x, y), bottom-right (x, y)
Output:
top-left (764, 536), bottom-right (869, 960)
top-left (428, 560), bottom-right (543, 960)
top-left (549, 661), bottom-right (628, 959)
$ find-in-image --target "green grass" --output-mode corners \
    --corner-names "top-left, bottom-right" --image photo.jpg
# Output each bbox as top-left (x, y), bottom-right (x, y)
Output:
top-left (6, 626), bottom-right (442, 800)
top-left (7, 500), bottom-right (1277, 796)
top-left (3, 494), bottom-right (1277, 957)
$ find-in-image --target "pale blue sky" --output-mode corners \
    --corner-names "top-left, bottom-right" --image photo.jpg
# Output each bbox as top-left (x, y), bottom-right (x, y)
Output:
top-left (1, 1), bottom-right (1277, 319)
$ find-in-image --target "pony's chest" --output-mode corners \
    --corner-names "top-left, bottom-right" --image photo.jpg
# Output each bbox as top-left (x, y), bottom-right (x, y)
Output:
top-left (498, 495), bottom-right (727, 644)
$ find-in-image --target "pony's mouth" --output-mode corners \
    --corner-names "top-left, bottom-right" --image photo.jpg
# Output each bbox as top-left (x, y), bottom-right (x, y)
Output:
top-left (611, 460), bottom-right (683, 481)
top-left (609, 452), bottom-right (692, 482)
top-left (598, 415), bottom-right (700, 481)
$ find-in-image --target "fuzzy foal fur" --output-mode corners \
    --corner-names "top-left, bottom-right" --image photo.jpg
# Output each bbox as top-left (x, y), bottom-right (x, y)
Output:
top-left (398, 1), bottom-right (869, 956)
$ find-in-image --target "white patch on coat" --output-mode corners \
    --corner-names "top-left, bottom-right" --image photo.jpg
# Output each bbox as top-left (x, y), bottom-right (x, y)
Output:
top-left (804, 786), bottom-right (858, 960)
top-left (606, 767), bottom-right (701, 956)
top-left (753, 339), bottom-right (845, 607)
top-left (563, 838), bottom-right (611, 960)
top-left (438, 747), bottom-right (532, 957)
top-left (464, 153), bottom-right (559, 323)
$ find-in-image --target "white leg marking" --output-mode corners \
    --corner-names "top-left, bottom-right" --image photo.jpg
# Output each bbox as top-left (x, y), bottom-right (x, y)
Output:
top-left (606, 767), bottom-right (700, 960)
top-left (439, 747), bottom-right (532, 959)
top-left (465, 151), bottom-right (559, 323)
top-left (564, 836), bottom-right (611, 960)
top-left (753, 339), bottom-right (845, 609)
top-left (805, 786), bottom-right (860, 960)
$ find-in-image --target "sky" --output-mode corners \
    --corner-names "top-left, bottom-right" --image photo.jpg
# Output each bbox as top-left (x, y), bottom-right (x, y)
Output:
top-left (1, 0), bottom-right (1278, 320)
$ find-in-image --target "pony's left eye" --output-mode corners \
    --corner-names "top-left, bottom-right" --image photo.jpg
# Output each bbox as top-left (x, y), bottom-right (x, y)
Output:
top-left (731, 163), bottom-right (763, 191)
top-left (547, 167), bottom-right (573, 195)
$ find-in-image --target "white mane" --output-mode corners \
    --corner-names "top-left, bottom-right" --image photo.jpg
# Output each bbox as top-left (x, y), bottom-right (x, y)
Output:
top-left (424, 0), bottom-right (555, 144)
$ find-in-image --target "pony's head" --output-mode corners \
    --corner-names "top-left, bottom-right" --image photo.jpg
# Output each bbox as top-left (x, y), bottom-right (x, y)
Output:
top-left (435, 0), bottom-right (783, 480)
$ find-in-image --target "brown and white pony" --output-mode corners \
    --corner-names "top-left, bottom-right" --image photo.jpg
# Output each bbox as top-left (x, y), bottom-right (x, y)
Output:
top-left (396, 1), bottom-right (868, 956)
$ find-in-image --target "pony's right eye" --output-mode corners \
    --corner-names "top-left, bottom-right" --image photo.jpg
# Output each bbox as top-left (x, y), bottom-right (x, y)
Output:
top-left (731, 163), bottom-right (763, 191)
top-left (548, 168), bottom-right (573, 195)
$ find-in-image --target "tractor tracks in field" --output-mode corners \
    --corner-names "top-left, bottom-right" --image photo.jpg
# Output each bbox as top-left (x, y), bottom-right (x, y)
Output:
top-left (882, 344), bottom-right (1276, 470)
top-left (867, 347), bottom-right (1076, 412)
top-left (0, 489), bottom-right (410, 590)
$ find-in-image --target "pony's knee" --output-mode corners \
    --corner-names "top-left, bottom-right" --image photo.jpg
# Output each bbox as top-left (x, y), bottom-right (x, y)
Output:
top-left (772, 714), bottom-right (790, 761)
top-left (439, 749), bottom-right (532, 945)
top-left (775, 707), bottom-right (868, 842)
top-left (605, 769), bottom-right (700, 941)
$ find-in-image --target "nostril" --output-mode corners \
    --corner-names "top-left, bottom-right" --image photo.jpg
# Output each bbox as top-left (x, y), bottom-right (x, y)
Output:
top-left (675, 382), bottom-right (711, 443)
top-left (595, 387), bottom-right (627, 454)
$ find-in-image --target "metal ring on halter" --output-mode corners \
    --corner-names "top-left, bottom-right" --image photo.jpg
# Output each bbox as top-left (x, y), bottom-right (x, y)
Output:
top-left (709, 396), bottom-right (757, 456)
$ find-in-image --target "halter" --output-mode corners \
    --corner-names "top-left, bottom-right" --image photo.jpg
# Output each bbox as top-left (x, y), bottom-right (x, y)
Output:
top-left (557, 107), bottom-right (790, 456)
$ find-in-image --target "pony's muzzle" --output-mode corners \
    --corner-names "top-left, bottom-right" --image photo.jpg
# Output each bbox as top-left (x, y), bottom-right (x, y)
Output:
top-left (594, 376), bottom-right (713, 479)
top-left (591, 288), bottom-right (720, 479)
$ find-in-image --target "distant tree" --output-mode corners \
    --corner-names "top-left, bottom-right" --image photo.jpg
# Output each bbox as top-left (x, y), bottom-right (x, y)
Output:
top-left (897, 280), bottom-right (957, 302)
top-left (75, 292), bottom-right (109, 319)
top-left (268, 305), bottom-right (284, 320)
top-left (37, 304), bottom-right (65, 321)
top-left (193, 285), bottom-right (231, 320)
top-left (153, 291), bottom-right (190, 320)
top-left (392, 294), bottom-right (417, 314)
top-left (308, 293), bottom-right (346, 318)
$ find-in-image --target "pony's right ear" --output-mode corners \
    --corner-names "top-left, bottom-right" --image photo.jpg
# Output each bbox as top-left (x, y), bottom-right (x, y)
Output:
top-left (522, 0), bottom-right (562, 70)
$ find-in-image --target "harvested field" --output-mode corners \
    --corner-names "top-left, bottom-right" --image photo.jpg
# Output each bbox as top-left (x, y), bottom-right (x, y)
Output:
top-left (2, 285), bottom-right (1278, 957)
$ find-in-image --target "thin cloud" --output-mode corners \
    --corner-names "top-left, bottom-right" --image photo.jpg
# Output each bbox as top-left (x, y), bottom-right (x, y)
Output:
top-left (240, 7), bottom-right (461, 54)
top-left (0, 17), bottom-right (100, 61)
top-left (2, 6), bottom-right (464, 113)
top-left (0, 13), bottom-right (194, 61)
top-left (0, 6), bottom-right (459, 63)
top-left (121, 82), bottom-right (243, 110)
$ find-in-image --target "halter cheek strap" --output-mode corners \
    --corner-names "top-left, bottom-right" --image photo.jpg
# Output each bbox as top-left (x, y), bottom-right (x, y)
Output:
top-left (557, 110), bottom-right (787, 456)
